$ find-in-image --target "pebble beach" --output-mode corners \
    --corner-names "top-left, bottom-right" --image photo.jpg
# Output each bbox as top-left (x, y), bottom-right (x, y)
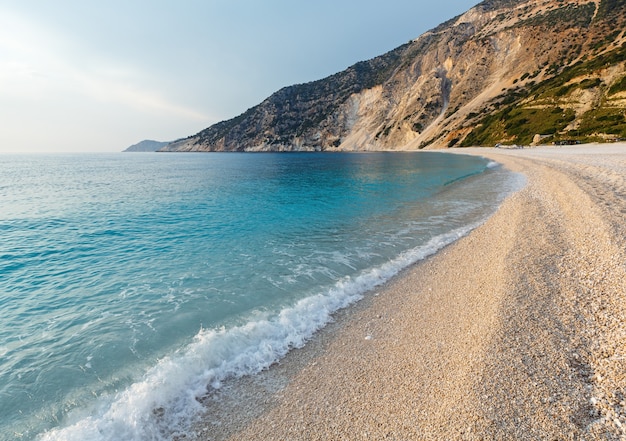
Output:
top-left (195, 144), bottom-right (626, 440)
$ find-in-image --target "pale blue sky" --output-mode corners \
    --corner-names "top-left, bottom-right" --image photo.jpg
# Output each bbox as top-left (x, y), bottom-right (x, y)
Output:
top-left (0, 1), bottom-right (479, 153)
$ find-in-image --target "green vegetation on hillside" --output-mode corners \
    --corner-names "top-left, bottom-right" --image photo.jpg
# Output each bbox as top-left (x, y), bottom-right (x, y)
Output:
top-left (461, 42), bottom-right (626, 146)
top-left (609, 75), bottom-right (626, 95)
top-left (596, 0), bottom-right (626, 20)
top-left (463, 107), bottom-right (576, 146)
top-left (518, 3), bottom-right (596, 29)
top-left (577, 108), bottom-right (626, 137)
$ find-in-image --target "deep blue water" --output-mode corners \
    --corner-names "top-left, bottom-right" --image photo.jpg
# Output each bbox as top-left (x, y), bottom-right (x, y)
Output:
top-left (0, 152), bottom-right (522, 440)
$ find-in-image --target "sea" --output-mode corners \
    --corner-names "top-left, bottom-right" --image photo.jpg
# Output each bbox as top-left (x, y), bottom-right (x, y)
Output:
top-left (0, 151), bottom-right (523, 440)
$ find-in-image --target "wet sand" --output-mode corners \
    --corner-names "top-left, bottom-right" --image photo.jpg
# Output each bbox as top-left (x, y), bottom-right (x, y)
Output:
top-left (194, 144), bottom-right (626, 440)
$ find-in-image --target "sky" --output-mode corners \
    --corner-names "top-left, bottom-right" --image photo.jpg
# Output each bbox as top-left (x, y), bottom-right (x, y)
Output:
top-left (0, 1), bottom-right (479, 153)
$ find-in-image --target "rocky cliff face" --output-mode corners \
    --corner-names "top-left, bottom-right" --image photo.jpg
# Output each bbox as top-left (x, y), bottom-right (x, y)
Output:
top-left (161, 0), bottom-right (626, 152)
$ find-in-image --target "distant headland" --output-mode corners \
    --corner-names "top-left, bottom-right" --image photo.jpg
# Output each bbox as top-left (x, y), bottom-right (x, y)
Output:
top-left (123, 140), bottom-right (171, 152)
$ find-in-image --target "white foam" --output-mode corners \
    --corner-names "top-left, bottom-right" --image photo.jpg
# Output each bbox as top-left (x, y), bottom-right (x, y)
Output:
top-left (39, 222), bottom-right (484, 441)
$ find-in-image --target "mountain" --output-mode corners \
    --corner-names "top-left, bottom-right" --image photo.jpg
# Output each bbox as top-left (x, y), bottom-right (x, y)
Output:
top-left (161, 0), bottom-right (626, 152)
top-left (124, 140), bottom-right (170, 152)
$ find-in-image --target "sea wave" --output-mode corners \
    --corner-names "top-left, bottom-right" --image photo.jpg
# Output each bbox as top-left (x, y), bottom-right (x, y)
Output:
top-left (39, 221), bottom-right (483, 441)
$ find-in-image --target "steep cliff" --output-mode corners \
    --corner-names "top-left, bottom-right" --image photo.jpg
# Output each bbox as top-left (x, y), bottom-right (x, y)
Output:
top-left (162, 0), bottom-right (626, 152)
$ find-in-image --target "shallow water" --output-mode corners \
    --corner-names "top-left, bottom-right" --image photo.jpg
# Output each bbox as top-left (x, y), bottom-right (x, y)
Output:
top-left (0, 152), bottom-right (522, 440)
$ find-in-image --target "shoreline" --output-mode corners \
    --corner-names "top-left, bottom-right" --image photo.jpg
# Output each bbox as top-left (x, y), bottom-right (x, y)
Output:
top-left (194, 144), bottom-right (626, 440)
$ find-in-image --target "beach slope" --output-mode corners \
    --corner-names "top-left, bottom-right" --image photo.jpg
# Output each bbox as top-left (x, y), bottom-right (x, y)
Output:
top-left (198, 145), bottom-right (626, 440)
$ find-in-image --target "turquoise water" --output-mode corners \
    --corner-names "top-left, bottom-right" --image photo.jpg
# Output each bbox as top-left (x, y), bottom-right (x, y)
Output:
top-left (0, 152), bottom-right (522, 440)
